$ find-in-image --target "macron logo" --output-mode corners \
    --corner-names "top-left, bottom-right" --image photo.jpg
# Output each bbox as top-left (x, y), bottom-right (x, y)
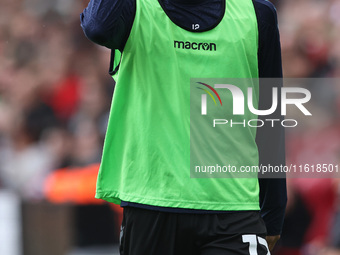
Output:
top-left (174, 40), bottom-right (217, 51)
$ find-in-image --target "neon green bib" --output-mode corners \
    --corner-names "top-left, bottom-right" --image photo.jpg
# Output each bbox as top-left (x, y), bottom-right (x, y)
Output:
top-left (96, 0), bottom-right (260, 211)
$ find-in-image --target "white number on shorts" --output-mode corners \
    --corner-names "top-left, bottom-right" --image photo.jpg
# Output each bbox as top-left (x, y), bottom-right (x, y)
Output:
top-left (242, 235), bottom-right (270, 255)
top-left (258, 236), bottom-right (270, 255)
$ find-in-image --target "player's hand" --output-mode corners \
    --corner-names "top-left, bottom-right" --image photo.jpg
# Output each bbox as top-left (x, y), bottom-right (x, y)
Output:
top-left (266, 235), bottom-right (280, 251)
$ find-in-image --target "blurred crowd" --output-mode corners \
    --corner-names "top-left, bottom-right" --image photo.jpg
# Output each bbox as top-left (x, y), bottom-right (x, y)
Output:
top-left (0, 0), bottom-right (340, 254)
top-left (277, 1), bottom-right (340, 255)
top-left (0, 0), bottom-right (114, 199)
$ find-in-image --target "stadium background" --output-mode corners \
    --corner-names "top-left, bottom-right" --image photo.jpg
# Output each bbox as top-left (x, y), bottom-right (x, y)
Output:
top-left (1, 0), bottom-right (340, 254)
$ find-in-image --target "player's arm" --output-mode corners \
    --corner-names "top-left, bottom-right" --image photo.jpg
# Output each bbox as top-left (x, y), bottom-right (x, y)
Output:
top-left (253, 0), bottom-right (287, 250)
top-left (80, 0), bottom-right (136, 50)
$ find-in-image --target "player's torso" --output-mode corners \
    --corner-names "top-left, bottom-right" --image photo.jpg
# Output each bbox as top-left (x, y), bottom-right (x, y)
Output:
top-left (97, 0), bottom-right (261, 210)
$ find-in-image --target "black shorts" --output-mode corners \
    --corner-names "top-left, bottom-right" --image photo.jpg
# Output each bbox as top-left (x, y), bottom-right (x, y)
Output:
top-left (119, 207), bottom-right (270, 255)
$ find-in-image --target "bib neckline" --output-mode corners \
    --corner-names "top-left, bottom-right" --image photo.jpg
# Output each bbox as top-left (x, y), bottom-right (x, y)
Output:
top-left (157, 0), bottom-right (226, 33)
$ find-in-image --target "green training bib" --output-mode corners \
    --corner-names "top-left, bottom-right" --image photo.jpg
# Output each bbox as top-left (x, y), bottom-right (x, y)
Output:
top-left (96, 0), bottom-right (260, 211)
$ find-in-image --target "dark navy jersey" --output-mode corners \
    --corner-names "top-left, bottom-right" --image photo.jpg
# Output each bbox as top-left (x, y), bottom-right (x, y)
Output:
top-left (80, 0), bottom-right (287, 236)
